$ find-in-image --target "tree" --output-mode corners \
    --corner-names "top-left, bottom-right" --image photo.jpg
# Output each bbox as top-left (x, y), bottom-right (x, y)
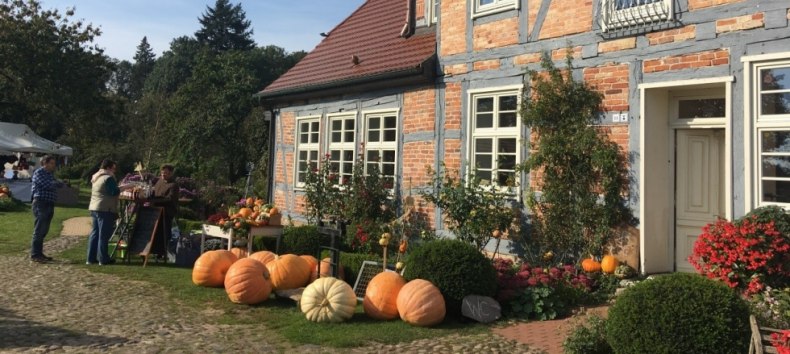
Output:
top-left (107, 59), bottom-right (133, 98)
top-left (0, 0), bottom-right (118, 149)
top-left (520, 55), bottom-right (631, 262)
top-left (130, 36), bottom-right (156, 100)
top-left (195, 0), bottom-right (255, 52)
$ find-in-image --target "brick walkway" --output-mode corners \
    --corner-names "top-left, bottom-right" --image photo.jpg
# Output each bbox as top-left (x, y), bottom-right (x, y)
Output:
top-left (493, 305), bottom-right (610, 354)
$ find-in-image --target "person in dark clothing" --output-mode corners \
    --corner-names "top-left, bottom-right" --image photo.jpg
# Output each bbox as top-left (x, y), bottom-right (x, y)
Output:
top-left (30, 155), bottom-right (63, 263)
top-left (151, 164), bottom-right (179, 248)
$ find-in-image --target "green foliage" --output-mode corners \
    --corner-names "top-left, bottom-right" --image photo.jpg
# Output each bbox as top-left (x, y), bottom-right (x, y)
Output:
top-left (748, 286), bottom-right (790, 329)
top-left (563, 315), bottom-right (613, 354)
top-left (509, 285), bottom-right (580, 321)
top-left (520, 53), bottom-right (631, 262)
top-left (420, 164), bottom-right (516, 250)
top-left (403, 239), bottom-right (497, 315)
top-left (319, 250), bottom-right (383, 286)
top-left (744, 205), bottom-right (790, 238)
top-left (282, 225), bottom-right (322, 256)
top-left (195, 0), bottom-right (255, 52)
top-left (605, 273), bottom-right (750, 354)
top-left (177, 219), bottom-right (204, 234)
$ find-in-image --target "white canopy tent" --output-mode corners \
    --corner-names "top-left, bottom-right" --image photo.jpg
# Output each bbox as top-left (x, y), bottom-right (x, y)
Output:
top-left (0, 122), bottom-right (73, 156)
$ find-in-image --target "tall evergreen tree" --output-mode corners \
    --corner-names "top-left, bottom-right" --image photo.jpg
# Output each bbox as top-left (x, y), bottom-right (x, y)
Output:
top-left (130, 36), bottom-right (156, 99)
top-left (195, 0), bottom-right (255, 52)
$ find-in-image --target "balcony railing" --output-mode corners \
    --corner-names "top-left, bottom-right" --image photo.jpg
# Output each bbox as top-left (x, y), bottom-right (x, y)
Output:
top-left (599, 0), bottom-right (674, 35)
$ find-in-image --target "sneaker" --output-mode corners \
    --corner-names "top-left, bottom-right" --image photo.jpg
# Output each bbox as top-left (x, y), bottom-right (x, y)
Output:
top-left (86, 261), bottom-right (98, 265)
top-left (99, 259), bottom-right (116, 266)
top-left (41, 255), bottom-right (54, 261)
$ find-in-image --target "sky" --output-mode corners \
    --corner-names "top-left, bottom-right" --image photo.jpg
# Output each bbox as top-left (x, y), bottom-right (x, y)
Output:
top-left (40, 0), bottom-right (367, 61)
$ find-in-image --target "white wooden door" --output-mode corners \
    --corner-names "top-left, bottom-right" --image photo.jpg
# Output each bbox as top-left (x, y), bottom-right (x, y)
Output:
top-left (675, 129), bottom-right (725, 272)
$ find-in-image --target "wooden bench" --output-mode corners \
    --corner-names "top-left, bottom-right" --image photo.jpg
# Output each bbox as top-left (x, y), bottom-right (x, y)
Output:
top-left (749, 315), bottom-right (782, 354)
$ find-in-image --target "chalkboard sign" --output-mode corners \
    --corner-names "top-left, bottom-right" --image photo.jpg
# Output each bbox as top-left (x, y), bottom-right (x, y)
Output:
top-left (128, 206), bottom-right (163, 257)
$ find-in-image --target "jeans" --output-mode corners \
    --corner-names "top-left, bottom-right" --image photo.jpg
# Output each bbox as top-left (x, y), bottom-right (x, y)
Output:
top-left (87, 211), bottom-right (118, 264)
top-left (31, 200), bottom-right (55, 258)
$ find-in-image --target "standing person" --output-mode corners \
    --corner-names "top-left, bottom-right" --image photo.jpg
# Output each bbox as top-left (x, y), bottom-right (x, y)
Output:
top-left (30, 155), bottom-right (63, 263)
top-left (87, 159), bottom-right (131, 265)
top-left (152, 164), bottom-right (179, 248)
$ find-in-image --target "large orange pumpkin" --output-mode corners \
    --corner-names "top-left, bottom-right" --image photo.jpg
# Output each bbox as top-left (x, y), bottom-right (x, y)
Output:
top-left (266, 254), bottom-right (311, 290)
top-left (249, 250), bottom-right (277, 265)
top-left (230, 247), bottom-right (248, 259)
top-left (300, 255), bottom-right (319, 282)
top-left (238, 207), bottom-right (253, 218)
top-left (224, 258), bottom-right (273, 304)
top-left (601, 255), bottom-right (618, 274)
top-left (582, 257), bottom-right (602, 273)
top-left (397, 279), bottom-right (445, 327)
top-left (311, 257), bottom-right (344, 281)
top-left (192, 250), bottom-right (238, 287)
top-left (363, 271), bottom-right (406, 320)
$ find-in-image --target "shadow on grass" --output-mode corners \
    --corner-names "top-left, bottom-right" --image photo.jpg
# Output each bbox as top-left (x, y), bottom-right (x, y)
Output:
top-left (0, 307), bottom-right (127, 350)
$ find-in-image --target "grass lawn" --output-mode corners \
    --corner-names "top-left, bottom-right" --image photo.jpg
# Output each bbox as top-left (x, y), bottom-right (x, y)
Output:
top-left (57, 239), bottom-right (487, 347)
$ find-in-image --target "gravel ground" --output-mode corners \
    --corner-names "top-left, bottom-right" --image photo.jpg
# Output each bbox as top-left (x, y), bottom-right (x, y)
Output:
top-left (0, 231), bottom-right (542, 354)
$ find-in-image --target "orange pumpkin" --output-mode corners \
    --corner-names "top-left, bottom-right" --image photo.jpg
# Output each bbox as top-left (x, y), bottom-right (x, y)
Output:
top-left (224, 258), bottom-right (273, 304)
top-left (249, 250), bottom-right (277, 265)
top-left (238, 207), bottom-right (253, 218)
top-left (230, 247), bottom-right (248, 259)
top-left (192, 250), bottom-right (238, 287)
top-left (268, 206), bottom-right (279, 215)
top-left (601, 255), bottom-right (618, 274)
top-left (311, 257), bottom-right (344, 281)
top-left (300, 255), bottom-right (319, 282)
top-left (364, 271), bottom-right (406, 320)
top-left (266, 254), bottom-right (311, 290)
top-left (396, 279), bottom-right (446, 327)
top-left (582, 257), bottom-right (602, 273)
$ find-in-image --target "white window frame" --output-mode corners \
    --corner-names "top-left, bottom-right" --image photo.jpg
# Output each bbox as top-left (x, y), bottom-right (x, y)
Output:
top-left (743, 54), bottom-right (790, 209)
top-left (294, 116), bottom-right (321, 189)
top-left (326, 112), bottom-right (357, 187)
top-left (362, 109), bottom-right (399, 193)
top-left (466, 86), bottom-right (522, 194)
top-left (599, 0), bottom-right (673, 32)
top-left (426, 0), bottom-right (438, 24)
top-left (472, 0), bottom-right (518, 19)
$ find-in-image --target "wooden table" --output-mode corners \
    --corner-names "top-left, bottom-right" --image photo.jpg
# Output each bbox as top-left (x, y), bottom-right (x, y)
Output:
top-left (201, 224), bottom-right (284, 254)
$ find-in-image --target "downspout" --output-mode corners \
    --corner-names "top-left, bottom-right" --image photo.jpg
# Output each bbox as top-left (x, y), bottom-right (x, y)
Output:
top-left (400, 0), bottom-right (416, 38)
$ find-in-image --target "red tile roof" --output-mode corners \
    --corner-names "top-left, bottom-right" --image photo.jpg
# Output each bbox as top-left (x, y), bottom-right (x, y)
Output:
top-left (257, 0), bottom-right (436, 98)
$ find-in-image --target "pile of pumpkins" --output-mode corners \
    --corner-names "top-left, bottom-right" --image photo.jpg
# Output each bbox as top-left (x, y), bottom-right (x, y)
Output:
top-left (217, 197), bottom-right (281, 228)
top-left (581, 254), bottom-right (635, 278)
top-left (192, 248), bottom-right (446, 327)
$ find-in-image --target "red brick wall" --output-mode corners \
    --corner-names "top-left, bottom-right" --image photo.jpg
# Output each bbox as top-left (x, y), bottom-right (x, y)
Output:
top-left (445, 83), bottom-right (462, 131)
top-left (443, 138), bottom-right (462, 175)
top-left (473, 17), bottom-right (519, 51)
top-left (688, 0), bottom-right (744, 10)
top-left (584, 63), bottom-right (630, 112)
top-left (646, 25), bottom-right (696, 46)
top-left (539, 0), bottom-right (593, 40)
top-left (415, 0), bottom-right (425, 21)
top-left (551, 47), bottom-right (582, 61)
top-left (440, 0), bottom-right (467, 56)
top-left (598, 38), bottom-right (636, 54)
top-left (403, 141), bottom-right (435, 186)
top-left (403, 87), bottom-right (436, 135)
top-left (473, 59), bottom-right (501, 71)
top-left (643, 49), bottom-right (730, 73)
top-left (514, 52), bottom-right (542, 66)
top-left (716, 13), bottom-right (764, 34)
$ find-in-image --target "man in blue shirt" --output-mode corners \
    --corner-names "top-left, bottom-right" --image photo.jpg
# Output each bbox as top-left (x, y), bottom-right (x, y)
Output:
top-left (30, 155), bottom-right (63, 263)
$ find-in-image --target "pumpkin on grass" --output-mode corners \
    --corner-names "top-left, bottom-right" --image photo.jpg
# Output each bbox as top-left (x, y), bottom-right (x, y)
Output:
top-left (266, 254), bottom-right (311, 290)
top-left (224, 258), bottom-right (272, 304)
top-left (300, 255), bottom-right (318, 282)
top-left (300, 277), bottom-right (357, 323)
top-left (311, 257), bottom-right (344, 281)
top-left (249, 250), bottom-right (277, 265)
top-left (192, 250), bottom-right (238, 287)
top-left (230, 247), bottom-right (248, 259)
top-left (364, 271), bottom-right (406, 320)
top-left (601, 255), bottom-right (618, 274)
top-left (396, 279), bottom-right (445, 327)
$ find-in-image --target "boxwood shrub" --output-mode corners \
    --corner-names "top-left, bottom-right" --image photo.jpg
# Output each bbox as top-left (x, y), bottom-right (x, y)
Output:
top-left (403, 239), bottom-right (497, 315)
top-left (605, 273), bottom-right (750, 354)
top-left (282, 225), bottom-right (322, 256)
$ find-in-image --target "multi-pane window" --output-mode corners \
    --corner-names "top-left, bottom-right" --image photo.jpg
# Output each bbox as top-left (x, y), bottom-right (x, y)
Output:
top-left (328, 115), bottom-right (356, 186)
top-left (473, 0), bottom-right (516, 17)
top-left (469, 90), bottom-right (520, 189)
top-left (364, 112), bottom-right (398, 190)
top-left (426, 0), bottom-right (438, 24)
top-left (756, 64), bottom-right (790, 205)
top-left (599, 0), bottom-right (672, 32)
top-left (295, 118), bottom-right (320, 187)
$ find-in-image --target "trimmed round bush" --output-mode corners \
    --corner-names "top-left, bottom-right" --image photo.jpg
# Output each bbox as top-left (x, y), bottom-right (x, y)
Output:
top-left (403, 239), bottom-right (497, 315)
top-left (605, 273), bottom-right (750, 354)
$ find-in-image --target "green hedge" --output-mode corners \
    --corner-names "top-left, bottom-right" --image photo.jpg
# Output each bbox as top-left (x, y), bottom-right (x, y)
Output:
top-left (282, 225), bottom-right (322, 256)
top-left (319, 250), bottom-right (383, 286)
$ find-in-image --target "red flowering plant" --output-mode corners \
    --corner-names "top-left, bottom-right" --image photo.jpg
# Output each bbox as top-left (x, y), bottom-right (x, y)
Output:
top-left (773, 330), bottom-right (790, 354)
top-left (493, 258), bottom-right (594, 320)
top-left (689, 214), bottom-right (790, 296)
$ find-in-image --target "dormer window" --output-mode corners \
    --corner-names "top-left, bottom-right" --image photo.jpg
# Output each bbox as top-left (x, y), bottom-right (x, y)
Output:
top-left (600, 0), bottom-right (673, 32)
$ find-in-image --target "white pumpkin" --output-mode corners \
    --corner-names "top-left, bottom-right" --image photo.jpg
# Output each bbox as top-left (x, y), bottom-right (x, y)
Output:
top-left (300, 277), bottom-right (357, 323)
